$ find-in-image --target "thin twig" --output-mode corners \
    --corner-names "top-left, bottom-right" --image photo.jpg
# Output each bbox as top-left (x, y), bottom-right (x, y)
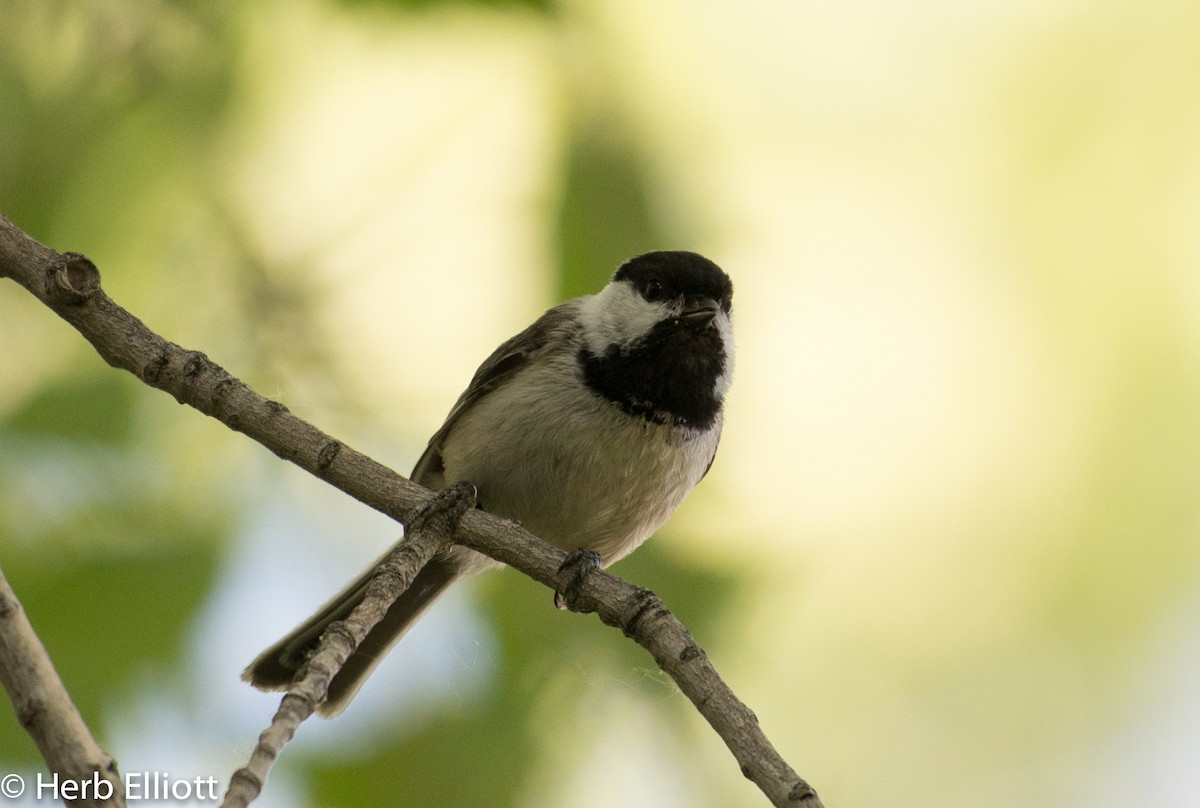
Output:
top-left (0, 564), bottom-right (125, 808)
top-left (0, 213), bottom-right (822, 808)
top-left (221, 482), bottom-right (476, 808)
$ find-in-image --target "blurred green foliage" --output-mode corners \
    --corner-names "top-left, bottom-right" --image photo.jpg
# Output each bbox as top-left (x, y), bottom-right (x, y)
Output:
top-left (0, 542), bottom-right (221, 766)
top-left (6, 371), bottom-right (138, 446)
top-left (0, 3), bottom-right (236, 248)
top-left (5, 2), bottom-right (1200, 808)
top-left (556, 131), bottom-right (668, 299)
top-left (337, 0), bottom-right (554, 12)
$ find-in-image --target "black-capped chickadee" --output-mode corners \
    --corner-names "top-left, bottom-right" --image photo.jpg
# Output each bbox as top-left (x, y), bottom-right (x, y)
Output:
top-left (244, 251), bottom-right (735, 715)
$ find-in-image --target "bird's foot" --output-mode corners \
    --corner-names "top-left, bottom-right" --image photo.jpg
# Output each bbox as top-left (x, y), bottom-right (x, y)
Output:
top-left (554, 548), bottom-right (603, 611)
top-left (410, 481), bottom-right (478, 533)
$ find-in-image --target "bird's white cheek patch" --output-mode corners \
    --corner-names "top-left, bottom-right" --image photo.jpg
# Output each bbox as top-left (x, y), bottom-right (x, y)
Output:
top-left (578, 283), bottom-right (672, 355)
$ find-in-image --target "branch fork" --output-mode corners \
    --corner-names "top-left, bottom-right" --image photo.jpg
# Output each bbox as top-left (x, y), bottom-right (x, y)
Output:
top-left (222, 482), bottom-right (477, 808)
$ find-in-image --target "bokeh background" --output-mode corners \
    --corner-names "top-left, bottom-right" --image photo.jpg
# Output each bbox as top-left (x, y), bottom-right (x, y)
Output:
top-left (3, 1), bottom-right (1200, 806)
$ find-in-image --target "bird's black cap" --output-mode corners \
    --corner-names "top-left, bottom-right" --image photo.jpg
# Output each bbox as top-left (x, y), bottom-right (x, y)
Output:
top-left (614, 251), bottom-right (733, 309)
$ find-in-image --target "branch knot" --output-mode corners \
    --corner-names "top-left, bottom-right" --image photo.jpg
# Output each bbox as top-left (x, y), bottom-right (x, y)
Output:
top-left (788, 780), bottom-right (820, 802)
top-left (621, 587), bottom-right (668, 639)
top-left (47, 253), bottom-right (100, 306)
top-left (316, 441), bottom-right (342, 471)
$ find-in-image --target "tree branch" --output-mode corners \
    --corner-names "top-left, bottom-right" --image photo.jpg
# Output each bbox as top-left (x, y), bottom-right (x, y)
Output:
top-left (0, 564), bottom-right (125, 808)
top-left (0, 213), bottom-right (822, 808)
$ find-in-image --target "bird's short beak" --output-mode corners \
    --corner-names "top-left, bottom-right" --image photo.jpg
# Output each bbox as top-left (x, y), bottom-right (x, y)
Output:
top-left (677, 300), bottom-right (720, 328)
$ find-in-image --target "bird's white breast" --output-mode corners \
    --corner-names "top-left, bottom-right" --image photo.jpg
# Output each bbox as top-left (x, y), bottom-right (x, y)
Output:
top-left (437, 351), bottom-right (720, 567)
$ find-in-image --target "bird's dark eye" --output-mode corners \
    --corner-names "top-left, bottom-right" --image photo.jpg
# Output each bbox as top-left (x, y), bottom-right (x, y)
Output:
top-left (644, 279), bottom-right (665, 301)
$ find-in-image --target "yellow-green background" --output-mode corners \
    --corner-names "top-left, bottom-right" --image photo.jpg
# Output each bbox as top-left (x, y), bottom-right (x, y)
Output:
top-left (3, 1), bottom-right (1199, 806)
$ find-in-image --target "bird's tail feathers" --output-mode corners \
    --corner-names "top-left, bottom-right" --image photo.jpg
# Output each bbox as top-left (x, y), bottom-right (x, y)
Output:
top-left (243, 554), bottom-right (460, 717)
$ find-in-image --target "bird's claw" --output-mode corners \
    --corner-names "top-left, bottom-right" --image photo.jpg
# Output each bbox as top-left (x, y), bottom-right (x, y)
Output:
top-left (554, 548), bottom-right (603, 611)
top-left (410, 481), bottom-right (478, 533)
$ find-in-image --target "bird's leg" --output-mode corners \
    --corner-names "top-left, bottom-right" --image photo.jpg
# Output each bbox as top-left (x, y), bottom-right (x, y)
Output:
top-left (554, 548), bottom-right (603, 611)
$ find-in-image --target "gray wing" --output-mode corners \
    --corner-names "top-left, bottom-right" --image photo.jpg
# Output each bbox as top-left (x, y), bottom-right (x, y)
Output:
top-left (411, 300), bottom-right (580, 489)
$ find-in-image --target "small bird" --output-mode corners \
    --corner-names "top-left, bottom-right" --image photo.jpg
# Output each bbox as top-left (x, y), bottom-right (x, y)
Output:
top-left (244, 250), bottom-right (735, 715)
